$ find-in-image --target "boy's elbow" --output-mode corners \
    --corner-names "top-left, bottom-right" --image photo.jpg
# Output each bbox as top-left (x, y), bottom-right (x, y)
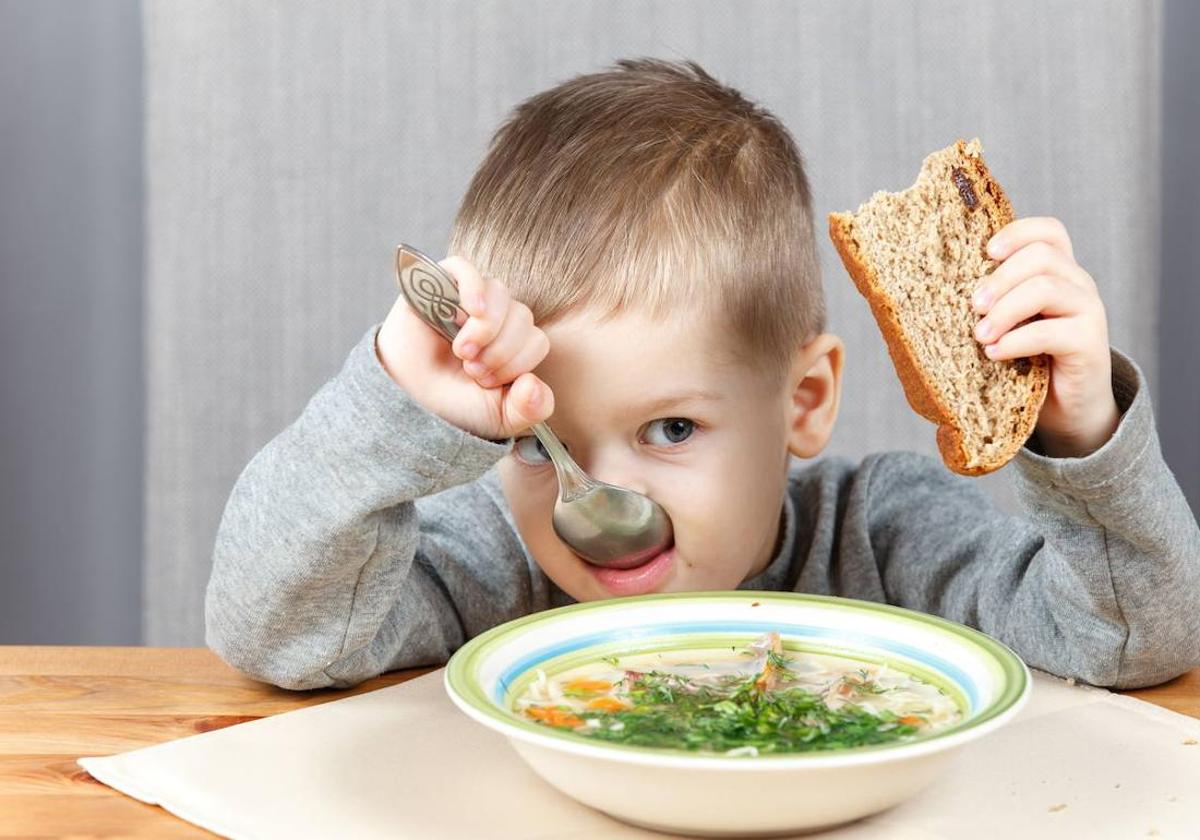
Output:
top-left (1108, 637), bottom-right (1200, 690)
top-left (204, 622), bottom-right (334, 691)
top-left (1024, 618), bottom-right (1199, 691)
top-left (1070, 625), bottom-right (1200, 690)
top-left (204, 588), bottom-right (354, 691)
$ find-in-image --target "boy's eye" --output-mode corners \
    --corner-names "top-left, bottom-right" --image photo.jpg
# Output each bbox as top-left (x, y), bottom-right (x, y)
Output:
top-left (513, 435), bottom-right (553, 466)
top-left (642, 418), bottom-right (695, 447)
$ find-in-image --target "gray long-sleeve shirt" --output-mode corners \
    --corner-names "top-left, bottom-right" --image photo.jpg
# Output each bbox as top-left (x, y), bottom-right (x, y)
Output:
top-left (206, 324), bottom-right (1200, 691)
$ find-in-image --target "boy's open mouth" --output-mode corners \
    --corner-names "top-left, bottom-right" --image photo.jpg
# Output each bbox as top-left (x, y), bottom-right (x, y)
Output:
top-left (584, 545), bottom-right (676, 597)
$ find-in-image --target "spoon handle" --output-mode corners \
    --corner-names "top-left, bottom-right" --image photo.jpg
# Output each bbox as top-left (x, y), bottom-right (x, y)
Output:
top-left (394, 244), bottom-right (467, 342)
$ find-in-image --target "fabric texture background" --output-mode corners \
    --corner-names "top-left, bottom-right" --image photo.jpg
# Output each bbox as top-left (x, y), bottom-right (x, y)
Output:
top-left (142, 1), bottom-right (1163, 644)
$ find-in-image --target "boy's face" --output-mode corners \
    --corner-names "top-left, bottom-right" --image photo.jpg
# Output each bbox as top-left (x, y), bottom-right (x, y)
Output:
top-left (497, 306), bottom-right (798, 602)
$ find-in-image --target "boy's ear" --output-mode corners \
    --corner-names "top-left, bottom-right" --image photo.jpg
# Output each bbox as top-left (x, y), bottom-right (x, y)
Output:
top-left (785, 333), bottom-right (844, 459)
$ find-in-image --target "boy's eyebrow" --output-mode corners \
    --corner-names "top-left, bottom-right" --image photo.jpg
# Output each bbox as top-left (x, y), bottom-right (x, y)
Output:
top-left (626, 388), bottom-right (725, 417)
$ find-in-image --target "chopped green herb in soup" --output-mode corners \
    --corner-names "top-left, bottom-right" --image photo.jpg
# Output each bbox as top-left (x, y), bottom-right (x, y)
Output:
top-left (514, 632), bottom-right (961, 756)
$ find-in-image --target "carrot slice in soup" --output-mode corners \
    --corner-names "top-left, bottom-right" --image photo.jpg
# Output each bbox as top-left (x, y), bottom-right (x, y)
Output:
top-left (525, 706), bottom-right (583, 728)
top-left (564, 678), bottom-right (613, 693)
top-left (586, 696), bottom-right (630, 712)
top-left (754, 632), bottom-right (784, 693)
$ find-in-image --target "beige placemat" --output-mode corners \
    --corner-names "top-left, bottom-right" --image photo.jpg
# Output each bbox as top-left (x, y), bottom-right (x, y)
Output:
top-left (79, 668), bottom-right (1200, 839)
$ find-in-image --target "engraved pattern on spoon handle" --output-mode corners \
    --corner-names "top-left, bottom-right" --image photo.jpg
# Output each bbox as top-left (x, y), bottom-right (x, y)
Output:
top-left (395, 244), bottom-right (467, 342)
top-left (394, 244), bottom-right (594, 498)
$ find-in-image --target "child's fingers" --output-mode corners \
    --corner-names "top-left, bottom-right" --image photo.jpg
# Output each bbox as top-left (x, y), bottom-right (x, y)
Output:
top-left (986, 216), bottom-right (1075, 262)
top-left (471, 330), bottom-right (550, 389)
top-left (973, 241), bottom-right (1092, 313)
top-left (439, 256), bottom-right (487, 318)
top-left (451, 274), bottom-right (512, 360)
top-left (462, 301), bottom-right (535, 373)
top-left (974, 274), bottom-right (1092, 345)
top-left (981, 316), bottom-right (1084, 361)
top-left (497, 372), bottom-right (555, 436)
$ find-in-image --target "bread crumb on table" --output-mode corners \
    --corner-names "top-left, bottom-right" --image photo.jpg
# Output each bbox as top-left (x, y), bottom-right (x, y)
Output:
top-left (1184, 738), bottom-right (1198, 745)
top-left (1048, 803), bottom-right (1067, 812)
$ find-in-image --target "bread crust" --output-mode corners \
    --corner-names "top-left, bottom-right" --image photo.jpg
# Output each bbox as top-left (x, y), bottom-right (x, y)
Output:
top-left (828, 139), bottom-right (1049, 476)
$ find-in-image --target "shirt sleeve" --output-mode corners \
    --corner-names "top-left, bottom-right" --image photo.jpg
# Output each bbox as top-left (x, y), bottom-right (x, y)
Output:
top-left (205, 323), bottom-right (538, 690)
top-left (857, 347), bottom-right (1200, 689)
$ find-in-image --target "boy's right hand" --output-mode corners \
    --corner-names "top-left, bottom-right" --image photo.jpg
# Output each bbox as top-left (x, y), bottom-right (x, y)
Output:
top-left (375, 256), bottom-right (555, 442)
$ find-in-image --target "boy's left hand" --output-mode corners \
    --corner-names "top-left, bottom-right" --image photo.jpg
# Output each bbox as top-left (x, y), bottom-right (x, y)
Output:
top-left (970, 216), bottom-right (1121, 459)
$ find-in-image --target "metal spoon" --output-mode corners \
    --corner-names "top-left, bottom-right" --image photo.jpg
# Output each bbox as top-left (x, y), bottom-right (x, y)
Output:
top-left (394, 244), bottom-right (674, 570)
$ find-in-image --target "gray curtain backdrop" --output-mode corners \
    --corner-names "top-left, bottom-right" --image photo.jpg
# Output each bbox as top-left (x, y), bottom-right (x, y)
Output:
top-left (140, 1), bottom-right (1164, 645)
top-left (0, 0), bottom-right (143, 645)
top-left (1160, 0), bottom-right (1200, 526)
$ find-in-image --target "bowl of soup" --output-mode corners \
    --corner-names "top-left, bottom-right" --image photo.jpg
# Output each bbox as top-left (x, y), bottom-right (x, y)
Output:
top-left (444, 591), bottom-right (1030, 836)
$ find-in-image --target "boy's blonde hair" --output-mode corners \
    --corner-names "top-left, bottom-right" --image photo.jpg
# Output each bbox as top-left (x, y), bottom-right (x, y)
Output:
top-left (447, 58), bottom-right (824, 385)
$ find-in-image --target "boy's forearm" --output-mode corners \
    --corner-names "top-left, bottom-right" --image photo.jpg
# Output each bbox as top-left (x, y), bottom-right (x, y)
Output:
top-left (206, 324), bottom-right (511, 689)
top-left (1008, 347), bottom-right (1200, 687)
top-left (868, 347), bottom-right (1198, 690)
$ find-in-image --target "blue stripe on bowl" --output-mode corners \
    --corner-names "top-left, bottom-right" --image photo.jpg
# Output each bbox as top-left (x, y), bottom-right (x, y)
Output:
top-left (492, 621), bottom-right (980, 710)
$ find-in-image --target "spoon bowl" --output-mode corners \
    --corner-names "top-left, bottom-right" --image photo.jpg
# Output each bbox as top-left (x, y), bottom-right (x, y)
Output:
top-left (553, 484), bottom-right (673, 571)
top-left (395, 244), bottom-right (675, 569)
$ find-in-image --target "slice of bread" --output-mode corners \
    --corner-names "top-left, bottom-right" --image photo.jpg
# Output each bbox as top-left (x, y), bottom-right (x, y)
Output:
top-left (828, 138), bottom-right (1049, 476)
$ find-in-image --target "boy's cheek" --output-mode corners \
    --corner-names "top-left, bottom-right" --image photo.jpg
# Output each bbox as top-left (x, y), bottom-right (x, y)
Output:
top-left (498, 458), bottom-right (557, 510)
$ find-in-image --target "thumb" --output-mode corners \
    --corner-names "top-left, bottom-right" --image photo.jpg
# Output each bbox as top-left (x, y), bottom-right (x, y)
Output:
top-left (496, 372), bottom-right (555, 438)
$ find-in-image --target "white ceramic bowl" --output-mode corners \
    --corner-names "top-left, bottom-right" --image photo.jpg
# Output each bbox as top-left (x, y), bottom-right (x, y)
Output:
top-left (445, 591), bottom-right (1030, 837)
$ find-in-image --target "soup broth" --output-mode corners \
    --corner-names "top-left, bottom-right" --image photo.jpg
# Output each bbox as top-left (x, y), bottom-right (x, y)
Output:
top-left (513, 632), bottom-right (962, 756)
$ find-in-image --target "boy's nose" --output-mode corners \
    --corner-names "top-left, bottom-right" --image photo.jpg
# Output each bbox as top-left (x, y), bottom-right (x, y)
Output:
top-left (575, 450), bottom-right (652, 498)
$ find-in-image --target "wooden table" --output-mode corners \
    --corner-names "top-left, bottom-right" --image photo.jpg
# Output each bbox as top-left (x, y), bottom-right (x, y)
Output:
top-left (1, 648), bottom-right (1197, 838)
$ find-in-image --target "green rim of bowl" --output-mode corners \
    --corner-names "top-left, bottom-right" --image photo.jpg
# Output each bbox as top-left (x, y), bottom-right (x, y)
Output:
top-left (446, 590), bottom-right (1029, 762)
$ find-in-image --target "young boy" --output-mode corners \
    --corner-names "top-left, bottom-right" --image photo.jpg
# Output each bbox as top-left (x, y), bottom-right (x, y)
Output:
top-left (206, 58), bottom-right (1200, 692)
